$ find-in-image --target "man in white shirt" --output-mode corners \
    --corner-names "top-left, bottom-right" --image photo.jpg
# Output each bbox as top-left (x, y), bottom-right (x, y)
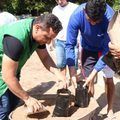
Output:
top-left (52, 0), bottom-right (79, 85)
top-left (0, 11), bottom-right (17, 26)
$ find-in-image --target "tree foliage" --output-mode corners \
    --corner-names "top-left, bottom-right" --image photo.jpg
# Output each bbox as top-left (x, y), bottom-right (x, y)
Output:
top-left (0, 0), bottom-right (119, 15)
top-left (113, 0), bottom-right (120, 10)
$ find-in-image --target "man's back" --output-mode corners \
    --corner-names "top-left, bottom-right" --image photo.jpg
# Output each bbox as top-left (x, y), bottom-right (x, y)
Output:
top-left (0, 12), bottom-right (17, 26)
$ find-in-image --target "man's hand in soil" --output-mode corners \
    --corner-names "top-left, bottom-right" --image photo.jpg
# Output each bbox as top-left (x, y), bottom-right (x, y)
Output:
top-left (24, 96), bottom-right (46, 114)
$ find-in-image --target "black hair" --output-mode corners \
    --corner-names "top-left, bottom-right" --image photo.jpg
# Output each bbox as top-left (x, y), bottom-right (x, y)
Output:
top-left (68, 0), bottom-right (76, 3)
top-left (33, 13), bottom-right (62, 34)
top-left (85, 0), bottom-right (106, 21)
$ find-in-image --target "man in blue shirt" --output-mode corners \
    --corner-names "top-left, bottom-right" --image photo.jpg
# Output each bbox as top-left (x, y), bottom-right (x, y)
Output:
top-left (66, 0), bottom-right (115, 118)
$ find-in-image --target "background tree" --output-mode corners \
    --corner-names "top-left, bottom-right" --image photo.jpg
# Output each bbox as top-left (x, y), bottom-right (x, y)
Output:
top-left (113, 0), bottom-right (120, 10)
top-left (0, 0), bottom-right (119, 15)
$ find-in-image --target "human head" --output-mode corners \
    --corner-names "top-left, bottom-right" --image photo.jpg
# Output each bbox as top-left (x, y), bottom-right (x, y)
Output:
top-left (85, 0), bottom-right (106, 25)
top-left (32, 13), bottom-right (62, 45)
top-left (55, 0), bottom-right (68, 7)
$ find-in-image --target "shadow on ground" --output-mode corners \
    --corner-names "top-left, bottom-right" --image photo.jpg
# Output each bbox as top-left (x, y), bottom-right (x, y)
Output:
top-left (27, 81), bottom-right (56, 95)
top-left (93, 93), bottom-right (107, 120)
top-left (93, 82), bottom-right (120, 120)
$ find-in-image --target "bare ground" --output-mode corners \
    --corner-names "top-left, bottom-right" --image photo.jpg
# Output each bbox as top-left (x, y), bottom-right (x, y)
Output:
top-left (10, 50), bottom-right (120, 120)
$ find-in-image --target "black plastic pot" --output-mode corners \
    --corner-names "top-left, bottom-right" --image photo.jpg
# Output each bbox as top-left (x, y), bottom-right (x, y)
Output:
top-left (75, 81), bottom-right (90, 107)
top-left (52, 88), bottom-right (71, 117)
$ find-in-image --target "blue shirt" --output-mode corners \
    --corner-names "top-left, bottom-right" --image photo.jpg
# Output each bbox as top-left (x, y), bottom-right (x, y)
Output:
top-left (66, 3), bottom-right (114, 71)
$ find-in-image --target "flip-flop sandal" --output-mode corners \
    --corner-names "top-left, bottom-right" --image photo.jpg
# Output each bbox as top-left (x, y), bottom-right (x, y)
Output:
top-left (52, 88), bottom-right (71, 117)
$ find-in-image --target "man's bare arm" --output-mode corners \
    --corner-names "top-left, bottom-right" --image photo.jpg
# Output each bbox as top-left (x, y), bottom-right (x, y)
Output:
top-left (36, 48), bottom-right (67, 87)
top-left (2, 54), bottom-right (29, 100)
top-left (2, 54), bottom-right (45, 113)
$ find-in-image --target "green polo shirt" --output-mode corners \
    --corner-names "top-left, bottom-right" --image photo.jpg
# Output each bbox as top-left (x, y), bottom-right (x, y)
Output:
top-left (0, 18), bottom-right (40, 97)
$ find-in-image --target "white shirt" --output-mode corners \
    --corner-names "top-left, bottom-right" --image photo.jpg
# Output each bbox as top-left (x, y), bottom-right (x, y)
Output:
top-left (0, 12), bottom-right (17, 26)
top-left (52, 2), bottom-right (78, 41)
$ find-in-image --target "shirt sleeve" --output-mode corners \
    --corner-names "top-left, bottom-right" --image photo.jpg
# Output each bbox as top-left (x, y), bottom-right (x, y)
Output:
top-left (66, 12), bottom-right (80, 67)
top-left (94, 56), bottom-right (106, 71)
top-left (94, 5), bottom-right (115, 72)
top-left (94, 31), bottom-right (110, 72)
top-left (3, 35), bottom-right (24, 61)
top-left (105, 4), bottom-right (115, 21)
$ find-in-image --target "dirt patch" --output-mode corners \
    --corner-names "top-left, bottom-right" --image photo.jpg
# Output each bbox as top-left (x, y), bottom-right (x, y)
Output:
top-left (9, 51), bottom-right (120, 120)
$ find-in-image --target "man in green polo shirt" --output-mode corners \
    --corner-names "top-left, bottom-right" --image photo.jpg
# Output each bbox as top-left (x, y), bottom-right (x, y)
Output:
top-left (0, 13), bottom-right (64, 120)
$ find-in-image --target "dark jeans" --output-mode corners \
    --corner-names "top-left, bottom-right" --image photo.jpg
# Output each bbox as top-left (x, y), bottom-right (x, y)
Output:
top-left (0, 90), bottom-right (20, 120)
